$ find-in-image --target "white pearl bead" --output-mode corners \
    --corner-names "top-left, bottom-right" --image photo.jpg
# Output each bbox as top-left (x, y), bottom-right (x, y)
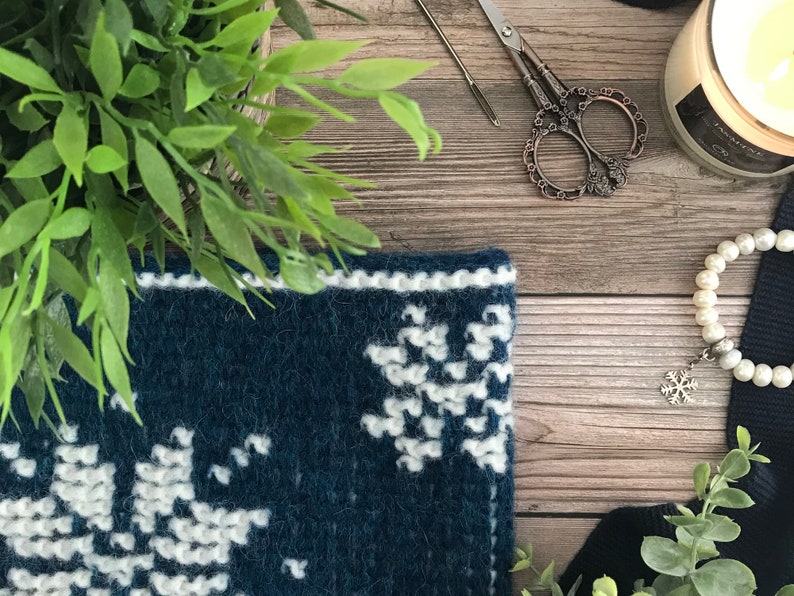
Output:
top-left (752, 363), bottom-right (773, 387)
top-left (693, 290), bottom-right (717, 308)
top-left (695, 308), bottom-right (719, 326)
top-left (702, 322), bottom-right (726, 343)
top-left (733, 359), bottom-right (755, 382)
top-left (695, 270), bottom-right (719, 290)
top-left (717, 240), bottom-right (740, 262)
top-left (734, 233), bottom-right (755, 255)
top-left (776, 229), bottom-right (794, 252)
top-left (772, 365), bottom-right (793, 388)
top-left (719, 349), bottom-right (742, 370)
top-left (704, 253), bottom-right (726, 273)
top-left (753, 228), bottom-right (777, 251)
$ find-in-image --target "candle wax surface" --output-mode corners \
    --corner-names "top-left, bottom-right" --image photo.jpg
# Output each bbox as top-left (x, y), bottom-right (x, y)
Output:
top-left (747, 1), bottom-right (794, 114)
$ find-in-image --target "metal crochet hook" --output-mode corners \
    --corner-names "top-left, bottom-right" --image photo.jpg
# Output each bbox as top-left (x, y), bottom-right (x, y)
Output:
top-left (414, 0), bottom-right (500, 127)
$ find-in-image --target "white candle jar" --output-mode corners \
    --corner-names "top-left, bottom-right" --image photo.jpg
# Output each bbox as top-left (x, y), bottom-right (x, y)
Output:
top-left (661, 0), bottom-right (794, 178)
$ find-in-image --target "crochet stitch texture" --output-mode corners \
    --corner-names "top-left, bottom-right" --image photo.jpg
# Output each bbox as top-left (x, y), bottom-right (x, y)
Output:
top-left (0, 249), bottom-right (516, 595)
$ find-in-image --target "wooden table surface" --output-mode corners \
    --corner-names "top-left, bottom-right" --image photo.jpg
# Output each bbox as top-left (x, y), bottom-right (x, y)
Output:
top-left (273, 0), bottom-right (790, 589)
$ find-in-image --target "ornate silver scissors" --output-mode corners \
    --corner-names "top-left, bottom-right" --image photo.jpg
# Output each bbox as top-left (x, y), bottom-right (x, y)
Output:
top-left (477, 0), bottom-right (648, 200)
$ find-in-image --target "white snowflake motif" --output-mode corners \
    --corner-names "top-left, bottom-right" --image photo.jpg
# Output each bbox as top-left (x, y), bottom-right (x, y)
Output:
top-left (0, 422), bottom-right (283, 595)
top-left (361, 304), bottom-right (514, 473)
top-left (661, 369), bottom-right (699, 404)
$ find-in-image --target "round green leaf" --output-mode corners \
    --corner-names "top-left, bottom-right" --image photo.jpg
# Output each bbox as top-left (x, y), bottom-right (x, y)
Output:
top-left (775, 586), bottom-right (794, 596)
top-left (592, 576), bottom-right (618, 596)
top-left (119, 63), bottom-right (160, 98)
top-left (709, 487), bottom-right (755, 510)
top-left (690, 559), bottom-right (756, 596)
top-left (640, 536), bottom-right (691, 577)
top-left (719, 449), bottom-right (751, 480)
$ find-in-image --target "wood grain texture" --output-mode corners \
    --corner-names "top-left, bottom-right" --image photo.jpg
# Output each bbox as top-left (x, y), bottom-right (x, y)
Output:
top-left (271, 0), bottom-right (789, 584)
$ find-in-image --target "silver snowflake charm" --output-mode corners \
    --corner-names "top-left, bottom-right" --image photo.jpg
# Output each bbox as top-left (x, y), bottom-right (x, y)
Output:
top-left (661, 369), bottom-right (699, 405)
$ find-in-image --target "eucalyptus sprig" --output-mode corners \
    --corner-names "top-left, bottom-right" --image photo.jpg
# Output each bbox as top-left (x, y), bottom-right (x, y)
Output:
top-left (512, 426), bottom-right (794, 596)
top-left (0, 0), bottom-right (441, 429)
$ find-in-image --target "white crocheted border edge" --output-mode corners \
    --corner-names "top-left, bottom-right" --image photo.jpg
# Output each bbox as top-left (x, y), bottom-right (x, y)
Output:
top-left (136, 265), bottom-right (516, 293)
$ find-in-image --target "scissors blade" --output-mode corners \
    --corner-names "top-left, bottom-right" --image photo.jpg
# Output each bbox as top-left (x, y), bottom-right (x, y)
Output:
top-left (476, 0), bottom-right (522, 53)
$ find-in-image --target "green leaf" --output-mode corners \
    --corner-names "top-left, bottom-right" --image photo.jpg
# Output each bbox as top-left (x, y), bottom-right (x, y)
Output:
top-left (91, 208), bottom-right (136, 289)
top-left (49, 249), bottom-right (88, 302)
top-left (98, 108), bottom-right (129, 186)
top-left (340, 58), bottom-right (435, 91)
top-left (264, 110), bottom-right (321, 138)
top-left (0, 47), bottom-right (62, 92)
top-left (719, 449), bottom-right (751, 480)
top-left (99, 260), bottom-right (130, 356)
top-left (134, 136), bottom-right (186, 235)
top-left (701, 513), bottom-right (741, 542)
top-left (509, 559), bottom-right (530, 572)
top-left (592, 576), bottom-right (618, 596)
top-left (134, 202), bottom-right (160, 239)
top-left (77, 287), bottom-right (100, 326)
top-left (317, 214), bottom-right (380, 248)
top-left (243, 144), bottom-right (306, 198)
top-left (191, 0), bottom-right (250, 15)
top-left (666, 585), bottom-right (698, 596)
top-left (663, 515), bottom-right (712, 534)
top-left (551, 585), bottom-right (564, 596)
top-left (274, 0), bottom-right (315, 39)
top-left (709, 487), bottom-right (755, 509)
top-left (775, 586), bottom-right (794, 596)
top-left (119, 63), bottom-right (160, 98)
top-left (47, 318), bottom-right (102, 390)
top-left (539, 561), bottom-right (555, 587)
top-left (203, 10), bottom-right (279, 48)
top-left (185, 68), bottom-right (216, 111)
top-left (20, 352), bottom-right (45, 426)
top-left (194, 253), bottom-right (248, 308)
top-left (54, 104), bottom-right (88, 186)
top-left (7, 101), bottom-right (48, 132)
top-left (6, 140), bottom-right (61, 178)
top-left (143, 0), bottom-right (169, 26)
top-left (105, 0), bottom-right (134, 53)
top-left (378, 93), bottom-right (432, 160)
top-left (166, 125), bottom-right (236, 149)
top-left (675, 527), bottom-right (719, 559)
top-left (130, 29), bottom-right (169, 52)
top-left (690, 559), bottom-right (756, 596)
top-left (200, 193), bottom-right (267, 283)
top-left (86, 145), bottom-right (126, 174)
top-left (567, 576), bottom-right (583, 596)
top-left (736, 426), bottom-right (751, 452)
top-left (90, 12), bottom-right (123, 101)
top-left (514, 547), bottom-right (527, 560)
top-left (676, 504), bottom-right (695, 517)
top-left (279, 253), bottom-right (325, 294)
top-left (264, 40), bottom-right (367, 74)
top-left (522, 590), bottom-right (532, 596)
top-left (44, 208), bottom-right (92, 240)
top-left (652, 575), bottom-right (685, 594)
top-left (0, 287), bottom-right (13, 321)
top-left (693, 461), bottom-right (710, 499)
top-left (640, 536), bottom-right (691, 577)
top-left (748, 453), bottom-right (771, 463)
top-left (100, 327), bottom-right (140, 423)
top-left (0, 199), bottom-right (52, 259)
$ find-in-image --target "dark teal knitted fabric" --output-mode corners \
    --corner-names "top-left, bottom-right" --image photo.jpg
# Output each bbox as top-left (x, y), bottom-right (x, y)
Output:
top-left (0, 249), bottom-right (517, 595)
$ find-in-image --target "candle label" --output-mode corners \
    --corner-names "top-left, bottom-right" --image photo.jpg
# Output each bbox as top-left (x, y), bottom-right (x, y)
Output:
top-left (676, 85), bottom-right (794, 174)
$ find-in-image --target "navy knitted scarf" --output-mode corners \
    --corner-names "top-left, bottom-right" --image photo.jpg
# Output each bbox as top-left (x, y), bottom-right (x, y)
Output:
top-left (561, 182), bottom-right (794, 594)
top-left (0, 249), bottom-right (517, 595)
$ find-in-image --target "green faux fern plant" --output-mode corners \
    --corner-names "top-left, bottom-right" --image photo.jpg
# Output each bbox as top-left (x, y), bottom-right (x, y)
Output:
top-left (0, 0), bottom-right (440, 431)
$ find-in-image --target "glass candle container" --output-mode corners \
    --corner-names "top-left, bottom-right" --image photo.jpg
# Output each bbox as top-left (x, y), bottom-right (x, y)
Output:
top-left (661, 0), bottom-right (794, 178)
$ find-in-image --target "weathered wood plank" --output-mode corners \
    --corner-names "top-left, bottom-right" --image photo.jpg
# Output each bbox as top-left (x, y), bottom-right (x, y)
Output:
top-left (272, 0), bottom-right (699, 81)
top-left (511, 296), bottom-right (757, 513)
top-left (276, 79), bottom-right (786, 295)
top-left (513, 517), bottom-right (601, 594)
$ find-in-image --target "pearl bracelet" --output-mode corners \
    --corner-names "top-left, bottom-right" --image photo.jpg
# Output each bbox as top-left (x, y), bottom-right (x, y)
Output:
top-left (662, 227), bottom-right (794, 404)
